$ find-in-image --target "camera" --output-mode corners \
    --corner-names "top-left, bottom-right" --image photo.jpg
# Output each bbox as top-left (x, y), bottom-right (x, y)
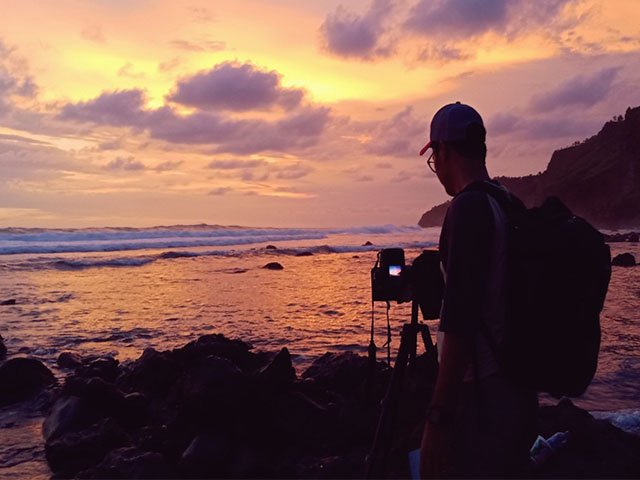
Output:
top-left (371, 248), bottom-right (444, 320)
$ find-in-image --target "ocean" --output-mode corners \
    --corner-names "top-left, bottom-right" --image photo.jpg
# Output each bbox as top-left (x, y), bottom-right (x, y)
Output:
top-left (0, 224), bottom-right (638, 478)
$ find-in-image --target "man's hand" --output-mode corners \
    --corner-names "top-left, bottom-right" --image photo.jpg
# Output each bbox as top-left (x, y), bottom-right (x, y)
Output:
top-left (420, 421), bottom-right (454, 478)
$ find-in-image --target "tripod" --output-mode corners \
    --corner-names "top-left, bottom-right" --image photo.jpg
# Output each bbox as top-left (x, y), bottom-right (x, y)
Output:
top-left (366, 300), bottom-right (437, 478)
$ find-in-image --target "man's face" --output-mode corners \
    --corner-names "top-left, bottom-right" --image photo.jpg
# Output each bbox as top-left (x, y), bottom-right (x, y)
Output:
top-left (430, 143), bottom-right (456, 196)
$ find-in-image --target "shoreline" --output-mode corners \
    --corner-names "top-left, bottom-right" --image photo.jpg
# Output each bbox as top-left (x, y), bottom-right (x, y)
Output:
top-left (2, 333), bottom-right (640, 478)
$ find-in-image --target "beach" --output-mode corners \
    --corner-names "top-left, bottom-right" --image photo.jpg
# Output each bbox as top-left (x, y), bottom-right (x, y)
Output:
top-left (0, 224), bottom-right (639, 477)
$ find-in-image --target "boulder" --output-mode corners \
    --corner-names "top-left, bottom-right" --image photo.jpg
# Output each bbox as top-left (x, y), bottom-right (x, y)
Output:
top-left (0, 357), bottom-right (56, 405)
top-left (263, 262), bottom-right (284, 270)
top-left (77, 356), bottom-right (120, 382)
top-left (0, 298), bottom-right (16, 305)
top-left (363, 241), bottom-right (373, 246)
top-left (628, 232), bottom-right (639, 242)
top-left (57, 351), bottom-right (83, 369)
top-left (179, 432), bottom-right (232, 477)
top-left (295, 251), bottom-right (314, 257)
top-left (259, 347), bottom-right (297, 387)
top-left (302, 352), bottom-right (369, 394)
top-left (172, 334), bottom-right (261, 373)
top-left (265, 245), bottom-right (278, 250)
top-left (79, 446), bottom-right (171, 479)
top-left (612, 253), bottom-right (636, 267)
top-left (536, 398), bottom-right (640, 478)
top-left (43, 395), bottom-right (94, 442)
top-left (0, 334), bottom-right (6, 359)
top-left (45, 417), bottom-right (130, 477)
top-left (117, 348), bottom-right (181, 395)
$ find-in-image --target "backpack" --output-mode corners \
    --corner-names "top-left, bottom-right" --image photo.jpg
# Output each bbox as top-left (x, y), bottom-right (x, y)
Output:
top-left (469, 181), bottom-right (611, 397)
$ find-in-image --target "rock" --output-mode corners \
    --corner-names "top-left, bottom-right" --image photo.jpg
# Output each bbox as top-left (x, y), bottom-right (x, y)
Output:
top-left (57, 351), bottom-right (83, 369)
top-left (352, 255), bottom-right (360, 259)
top-left (629, 232), bottom-right (639, 242)
top-left (260, 347), bottom-right (296, 387)
top-left (45, 417), bottom-right (130, 477)
top-left (0, 298), bottom-right (16, 305)
top-left (612, 253), bottom-right (636, 267)
top-left (173, 334), bottom-right (261, 373)
top-left (43, 396), bottom-right (94, 442)
top-left (79, 446), bottom-right (170, 479)
top-left (263, 262), bottom-right (284, 270)
top-left (362, 241), bottom-right (373, 246)
top-left (179, 432), bottom-right (232, 477)
top-left (295, 251), bottom-right (314, 257)
top-left (265, 245), bottom-right (277, 250)
top-left (0, 357), bottom-right (56, 405)
top-left (77, 356), bottom-right (120, 382)
top-left (302, 351), bottom-right (369, 394)
top-left (536, 398), bottom-right (640, 478)
top-left (0, 334), bottom-right (6, 359)
top-left (117, 348), bottom-right (182, 395)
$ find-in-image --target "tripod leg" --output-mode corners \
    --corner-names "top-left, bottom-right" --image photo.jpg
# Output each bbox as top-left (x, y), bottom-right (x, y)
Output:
top-left (366, 323), bottom-right (413, 478)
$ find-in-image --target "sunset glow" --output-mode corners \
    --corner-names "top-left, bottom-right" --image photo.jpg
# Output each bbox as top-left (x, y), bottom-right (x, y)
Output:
top-left (1, 0), bottom-right (639, 227)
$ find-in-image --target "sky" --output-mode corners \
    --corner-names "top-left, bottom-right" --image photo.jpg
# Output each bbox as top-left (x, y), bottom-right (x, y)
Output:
top-left (1, 0), bottom-right (639, 228)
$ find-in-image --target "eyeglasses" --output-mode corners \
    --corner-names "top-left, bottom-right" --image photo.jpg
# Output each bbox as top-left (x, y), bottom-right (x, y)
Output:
top-left (426, 150), bottom-right (437, 173)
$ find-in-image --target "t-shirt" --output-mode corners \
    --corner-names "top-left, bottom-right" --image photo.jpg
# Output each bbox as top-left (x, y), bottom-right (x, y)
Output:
top-left (437, 180), bottom-right (509, 380)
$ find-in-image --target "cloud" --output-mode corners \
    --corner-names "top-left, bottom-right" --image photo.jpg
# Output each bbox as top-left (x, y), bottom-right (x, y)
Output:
top-left (58, 89), bottom-right (147, 126)
top-left (414, 43), bottom-right (471, 64)
top-left (168, 62), bottom-right (304, 111)
top-left (158, 57), bottom-right (181, 73)
top-left (364, 106), bottom-right (426, 157)
top-left (169, 39), bottom-right (226, 52)
top-left (208, 159), bottom-right (267, 170)
top-left (376, 162), bottom-right (392, 169)
top-left (273, 162), bottom-right (314, 180)
top-left (118, 63), bottom-right (146, 79)
top-left (530, 66), bottom-right (621, 112)
top-left (188, 7), bottom-right (215, 23)
top-left (153, 160), bottom-right (183, 172)
top-left (320, 0), bottom-right (395, 60)
top-left (208, 187), bottom-right (231, 196)
top-left (57, 66), bottom-right (332, 155)
top-left (405, 0), bottom-right (580, 40)
top-left (81, 25), bottom-right (106, 43)
top-left (105, 156), bottom-right (146, 171)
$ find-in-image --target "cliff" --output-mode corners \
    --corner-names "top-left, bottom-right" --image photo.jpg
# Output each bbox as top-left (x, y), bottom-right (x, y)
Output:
top-left (418, 106), bottom-right (640, 229)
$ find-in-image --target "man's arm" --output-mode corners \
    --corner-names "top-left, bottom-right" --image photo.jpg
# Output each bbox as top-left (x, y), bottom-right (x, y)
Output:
top-left (420, 332), bottom-right (472, 478)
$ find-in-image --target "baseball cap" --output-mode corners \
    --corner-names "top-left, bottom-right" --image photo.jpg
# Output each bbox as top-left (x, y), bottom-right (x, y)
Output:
top-left (419, 102), bottom-right (485, 156)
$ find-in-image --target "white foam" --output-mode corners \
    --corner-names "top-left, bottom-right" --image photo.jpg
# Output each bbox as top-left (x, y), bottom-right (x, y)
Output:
top-left (0, 224), bottom-right (426, 256)
top-left (592, 409), bottom-right (640, 436)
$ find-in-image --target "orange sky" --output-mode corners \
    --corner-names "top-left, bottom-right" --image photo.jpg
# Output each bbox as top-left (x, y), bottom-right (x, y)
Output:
top-left (1, 0), bottom-right (639, 227)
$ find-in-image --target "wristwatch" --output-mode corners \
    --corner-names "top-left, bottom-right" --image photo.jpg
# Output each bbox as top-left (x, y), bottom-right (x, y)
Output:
top-left (425, 405), bottom-right (455, 426)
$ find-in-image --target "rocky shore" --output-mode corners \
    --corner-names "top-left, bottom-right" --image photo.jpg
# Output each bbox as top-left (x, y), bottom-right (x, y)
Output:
top-left (1, 334), bottom-right (640, 478)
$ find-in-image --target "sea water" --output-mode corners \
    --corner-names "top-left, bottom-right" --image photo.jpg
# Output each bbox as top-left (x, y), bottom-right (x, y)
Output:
top-left (0, 224), bottom-right (638, 478)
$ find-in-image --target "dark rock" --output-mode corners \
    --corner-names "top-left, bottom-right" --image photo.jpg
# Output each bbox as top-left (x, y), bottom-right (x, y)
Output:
top-left (260, 347), bottom-right (296, 387)
top-left (629, 232), bottom-right (639, 242)
top-left (171, 355), bottom-right (247, 402)
top-left (0, 298), bottom-right (16, 305)
top-left (173, 333), bottom-right (261, 373)
top-left (302, 351), bottom-right (369, 394)
top-left (45, 417), bottom-right (130, 477)
top-left (536, 398), bottom-right (640, 478)
top-left (295, 251), bottom-right (314, 257)
top-left (363, 241), bottom-right (373, 246)
top-left (117, 348), bottom-right (181, 395)
top-left (352, 255), bottom-right (360, 259)
top-left (77, 356), bottom-right (120, 382)
top-left (270, 390), bottom-right (332, 445)
top-left (57, 351), bottom-right (83, 369)
top-left (265, 244), bottom-right (278, 250)
top-left (179, 432), bottom-right (232, 477)
top-left (0, 334), bottom-right (6, 359)
top-left (43, 396), bottom-right (94, 442)
top-left (263, 262), bottom-right (284, 270)
top-left (0, 357), bottom-right (56, 405)
top-left (79, 446), bottom-right (170, 479)
top-left (612, 253), bottom-right (636, 267)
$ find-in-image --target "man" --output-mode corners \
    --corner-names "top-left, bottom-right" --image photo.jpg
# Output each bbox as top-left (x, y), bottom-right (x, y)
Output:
top-left (417, 102), bottom-right (537, 477)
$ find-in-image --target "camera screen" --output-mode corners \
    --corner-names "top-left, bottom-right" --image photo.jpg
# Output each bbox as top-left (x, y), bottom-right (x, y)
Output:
top-left (388, 265), bottom-right (402, 277)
